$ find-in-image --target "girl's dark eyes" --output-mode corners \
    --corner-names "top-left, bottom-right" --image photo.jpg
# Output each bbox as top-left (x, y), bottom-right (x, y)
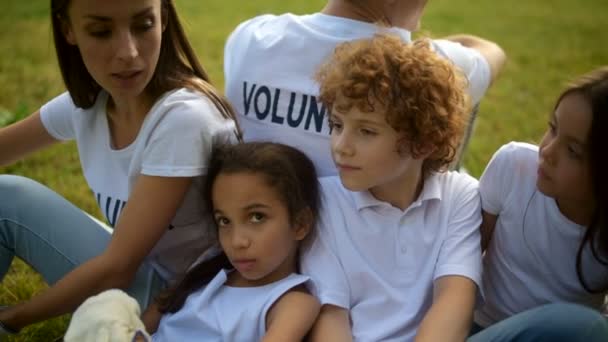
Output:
top-left (567, 145), bottom-right (583, 160)
top-left (250, 212), bottom-right (265, 223)
top-left (215, 217), bottom-right (230, 227)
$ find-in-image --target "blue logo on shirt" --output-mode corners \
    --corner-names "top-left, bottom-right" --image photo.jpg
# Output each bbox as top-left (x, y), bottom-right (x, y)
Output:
top-left (96, 193), bottom-right (126, 227)
top-left (242, 82), bottom-right (329, 134)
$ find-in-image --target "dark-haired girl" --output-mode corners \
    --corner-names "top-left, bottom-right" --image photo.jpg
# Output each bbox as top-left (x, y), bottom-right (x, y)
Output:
top-left (66, 142), bottom-right (320, 341)
top-left (471, 67), bottom-right (608, 340)
top-left (149, 142), bottom-right (320, 340)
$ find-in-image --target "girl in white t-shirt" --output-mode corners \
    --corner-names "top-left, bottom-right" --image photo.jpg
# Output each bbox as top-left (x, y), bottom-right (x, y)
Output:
top-left (470, 67), bottom-right (608, 340)
top-left (64, 142), bottom-right (321, 341)
top-left (0, 0), bottom-right (240, 336)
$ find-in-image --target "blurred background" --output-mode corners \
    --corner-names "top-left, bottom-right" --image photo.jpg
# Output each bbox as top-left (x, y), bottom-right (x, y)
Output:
top-left (0, 0), bottom-right (606, 339)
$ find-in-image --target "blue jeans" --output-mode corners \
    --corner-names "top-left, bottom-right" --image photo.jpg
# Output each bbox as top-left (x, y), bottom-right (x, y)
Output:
top-left (0, 175), bottom-right (165, 309)
top-left (469, 303), bottom-right (608, 342)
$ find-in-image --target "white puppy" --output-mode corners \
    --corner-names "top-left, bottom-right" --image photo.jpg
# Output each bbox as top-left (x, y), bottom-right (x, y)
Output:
top-left (65, 289), bottom-right (150, 342)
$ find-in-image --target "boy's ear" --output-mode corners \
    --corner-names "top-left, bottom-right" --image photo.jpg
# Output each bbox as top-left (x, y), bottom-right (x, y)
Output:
top-left (293, 208), bottom-right (314, 241)
top-left (398, 137), bottom-right (435, 160)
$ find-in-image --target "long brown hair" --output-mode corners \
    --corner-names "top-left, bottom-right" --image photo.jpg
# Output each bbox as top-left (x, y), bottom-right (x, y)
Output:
top-left (50, 0), bottom-right (241, 138)
top-left (555, 67), bottom-right (608, 293)
top-left (156, 142), bottom-right (320, 313)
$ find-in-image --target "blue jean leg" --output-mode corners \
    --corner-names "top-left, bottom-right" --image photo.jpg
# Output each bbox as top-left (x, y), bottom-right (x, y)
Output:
top-left (0, 175), bottom-right (164, 308)
top-left (468, 303), bottom-right (608, 342)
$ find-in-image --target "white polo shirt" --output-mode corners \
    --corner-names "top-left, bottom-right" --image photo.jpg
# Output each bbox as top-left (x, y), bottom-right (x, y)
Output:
top-left (301, 172), bottom-right (483, 341)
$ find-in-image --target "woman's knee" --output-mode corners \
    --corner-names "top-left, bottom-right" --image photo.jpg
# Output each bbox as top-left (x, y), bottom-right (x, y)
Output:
top-left (0, 175), bottom-right (60, 214)
top-left (0, 175), bottom-right (44, 203)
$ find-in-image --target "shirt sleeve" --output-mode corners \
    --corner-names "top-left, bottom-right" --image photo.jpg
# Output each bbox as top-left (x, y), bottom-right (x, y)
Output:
top-left (300, 201), bottom-right (351, 309)
top-left (431, 39), bottom-right (491, 105)
top-left (434, 174), bottom-right (483, 289)
top-left (141, 91), bottom-right (237, 177)
top-left (478, 143), bottom-right (518, 215)
top-left (39, 91), bottom-right (77, 140)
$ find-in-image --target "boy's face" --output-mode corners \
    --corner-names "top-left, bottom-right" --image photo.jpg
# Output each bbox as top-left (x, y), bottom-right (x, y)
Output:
top-left (329, 99), bottom-right (424, 198)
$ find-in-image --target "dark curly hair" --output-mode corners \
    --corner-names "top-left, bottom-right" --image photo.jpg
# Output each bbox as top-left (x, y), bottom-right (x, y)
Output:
top-left (316, 34), bottom-right (470, 176)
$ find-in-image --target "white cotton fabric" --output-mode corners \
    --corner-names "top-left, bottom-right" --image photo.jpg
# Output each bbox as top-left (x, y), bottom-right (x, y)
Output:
top-left (475, 142), bottom-right (608, 327)
top-left (301, 173), bottom-right (483, 341)
top-left (40, 89), bottom-right (237, 280)
top-left (152, 270), bottom-right (309, 341)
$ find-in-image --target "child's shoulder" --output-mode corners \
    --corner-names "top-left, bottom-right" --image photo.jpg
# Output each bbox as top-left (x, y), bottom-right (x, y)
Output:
top-left (154, 88), bottom-right (219, 117)
top-left (431, 169), bottom-right (479, 197)
top-left (318, 176), bottom-right (350, 198)
top-left (493, 141), bottom-right (539, 165)
top-left (484, 141), bottom-right (539, 182)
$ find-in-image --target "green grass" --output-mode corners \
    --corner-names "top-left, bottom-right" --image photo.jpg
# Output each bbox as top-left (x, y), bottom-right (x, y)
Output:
top-left (0, 0), bottom-right (606, 340)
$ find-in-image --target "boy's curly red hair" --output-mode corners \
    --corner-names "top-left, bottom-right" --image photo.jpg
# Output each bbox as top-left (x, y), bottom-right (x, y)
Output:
top-left (316, 34), bottom-right (471, 175)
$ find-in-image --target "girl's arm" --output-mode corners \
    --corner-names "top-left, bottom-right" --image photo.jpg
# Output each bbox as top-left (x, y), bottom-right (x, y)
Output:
top-left (0, 111), bottom-right (58, 166)
top-left (141, 301), bottom-right (163, 334)
top-left (0, 175), bottom-right (192, 330)
top-left (480, 210), bottom-right (498, 252)
top-left (415, 275), bottom-right (477, 342)
top-left (307, 304), bottom-right (351, 342)
top-left (263, 287), bottom-right (320, 342)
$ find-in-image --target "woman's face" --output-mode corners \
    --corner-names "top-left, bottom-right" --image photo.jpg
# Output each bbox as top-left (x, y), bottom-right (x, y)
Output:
top-left (62, 0), bottom-right (164, 102)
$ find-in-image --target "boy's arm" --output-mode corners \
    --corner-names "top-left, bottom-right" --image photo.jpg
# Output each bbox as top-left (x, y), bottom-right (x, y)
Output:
top-left (141, 301), bottom-right (163, 334)
top-left (262, 288), bottom-right (321, 342)
top-left (480, 210), bottom-right (499, 252)
top-left (308, 304), bottom-right (352, 342)
top-left (415, 275), bottom-right (477, 342)
top-left (440, 34), bottom-right (506, 85)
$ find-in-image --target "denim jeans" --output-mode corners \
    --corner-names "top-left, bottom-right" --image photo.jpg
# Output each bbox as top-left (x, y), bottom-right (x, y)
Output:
top-left (0, 175), bottom-right (165, 309)
top-left (468, 303), bottom-right (608, 342)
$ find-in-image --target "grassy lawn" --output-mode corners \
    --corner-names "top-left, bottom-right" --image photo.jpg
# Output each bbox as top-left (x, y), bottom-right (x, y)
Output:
top-left (0, 0), bottom-right (606, 340)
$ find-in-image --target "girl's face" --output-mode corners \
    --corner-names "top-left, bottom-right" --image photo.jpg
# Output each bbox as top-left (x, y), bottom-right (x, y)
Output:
top-left (212, 172), bottom-right (309, 287)
top-left (537, 91), bottom-right (594, 220)
top-left (62, 0), bottom-right (163, 103)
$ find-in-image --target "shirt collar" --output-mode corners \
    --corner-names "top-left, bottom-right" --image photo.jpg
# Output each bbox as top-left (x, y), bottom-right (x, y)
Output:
top-left (351, 172), bottom-right (443, 211)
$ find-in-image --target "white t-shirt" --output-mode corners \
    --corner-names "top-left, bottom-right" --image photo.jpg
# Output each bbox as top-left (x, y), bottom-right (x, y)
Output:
top-left (152, 269), bottom-right (309, 341)
top-left (224, 13), bottom-right (491, 176)
top-left (475, 142), bottom-right (608, 327)
top-left (40, 88), bottom-right (237, 280)
top-left (301, 173), bottom-right (482, 341)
